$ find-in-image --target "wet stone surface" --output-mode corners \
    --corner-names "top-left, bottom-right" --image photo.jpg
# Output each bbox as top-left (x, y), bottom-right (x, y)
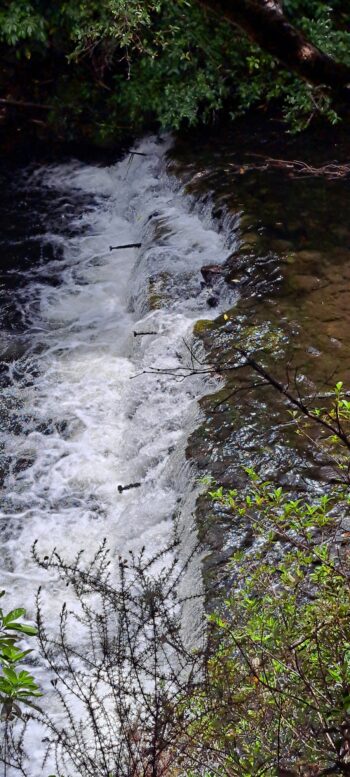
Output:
top-left (170, 126), bottom-right (350, 590)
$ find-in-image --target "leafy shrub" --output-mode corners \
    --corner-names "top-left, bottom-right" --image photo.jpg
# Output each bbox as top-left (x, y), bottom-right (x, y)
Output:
top-left (183, 384), bottom-right (350, 776)
top-left (0, 593), bottom-right (40, 723)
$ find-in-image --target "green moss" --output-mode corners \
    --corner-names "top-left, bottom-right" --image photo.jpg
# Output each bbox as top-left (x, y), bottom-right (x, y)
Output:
top-left (193, 319), bottom-right (214, 337)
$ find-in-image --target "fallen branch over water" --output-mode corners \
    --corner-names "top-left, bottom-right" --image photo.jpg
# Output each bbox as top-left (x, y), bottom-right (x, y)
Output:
top-left (133, 331), bottom-right (158, 337)
top-left (0, 97), bottom-right (51, 110)
top-left (109, 243), bottom-right (142, 251)
top-left (133, 339), bottom-right (350, 457)
top-left (117, 482), bottom-right (141, 493)
top-left (232, 155), bottom-right (350, 180)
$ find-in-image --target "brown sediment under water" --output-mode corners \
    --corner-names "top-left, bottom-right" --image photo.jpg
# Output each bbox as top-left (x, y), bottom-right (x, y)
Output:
top-left (169, 124), bottom-right (350, 584)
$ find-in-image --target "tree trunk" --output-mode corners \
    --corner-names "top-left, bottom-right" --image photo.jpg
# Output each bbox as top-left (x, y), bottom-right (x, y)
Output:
top-left (198, 0), bottom-right (350, 96)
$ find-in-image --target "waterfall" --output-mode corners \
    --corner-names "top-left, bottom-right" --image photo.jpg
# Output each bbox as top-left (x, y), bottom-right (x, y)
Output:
top-left (0, 135), bottom-right (237, 774)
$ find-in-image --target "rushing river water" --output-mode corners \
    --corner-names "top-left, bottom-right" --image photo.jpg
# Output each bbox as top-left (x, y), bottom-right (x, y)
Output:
top-left (2, 126), bottom-right (350, 772)
top-left (0, 136), bottom-right (238, 774)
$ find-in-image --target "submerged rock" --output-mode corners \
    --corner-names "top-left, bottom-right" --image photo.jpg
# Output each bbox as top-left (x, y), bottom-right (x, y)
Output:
top-left (201, 264), bottom-right (225, 284)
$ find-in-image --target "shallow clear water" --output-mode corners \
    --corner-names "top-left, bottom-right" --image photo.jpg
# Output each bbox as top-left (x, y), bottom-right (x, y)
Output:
top-left (171, 130), bottom-right (350, 584)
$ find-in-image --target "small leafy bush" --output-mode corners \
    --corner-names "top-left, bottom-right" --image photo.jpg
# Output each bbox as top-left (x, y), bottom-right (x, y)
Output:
top-left (0, 593), bottom-right (40, 723)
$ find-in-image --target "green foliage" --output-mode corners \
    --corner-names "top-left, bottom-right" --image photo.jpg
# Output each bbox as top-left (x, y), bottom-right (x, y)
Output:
top-left (0, 1), bottom-right (46, 47)
top-left (184, 386), bottom-right (350, 776)
top-left (0, 592), bottom-right (40, 722)
top-left (1, 0), bottom-right (350, 143)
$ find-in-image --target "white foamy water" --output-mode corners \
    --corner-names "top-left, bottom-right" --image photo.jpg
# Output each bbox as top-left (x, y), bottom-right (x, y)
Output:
top-left (0, 136), bottom-right (237, 773)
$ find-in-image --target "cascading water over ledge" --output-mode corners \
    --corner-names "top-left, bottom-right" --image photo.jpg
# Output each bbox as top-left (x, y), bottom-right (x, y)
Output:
top-left (0, 135), bottom-right (238, 774)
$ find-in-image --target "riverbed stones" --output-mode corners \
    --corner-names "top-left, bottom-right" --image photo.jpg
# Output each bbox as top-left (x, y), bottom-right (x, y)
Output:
top-left (200, 264), bottom-right (225, 284)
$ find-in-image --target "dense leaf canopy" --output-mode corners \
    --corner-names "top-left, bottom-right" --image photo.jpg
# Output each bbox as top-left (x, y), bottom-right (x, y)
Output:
top-left (1, 1), bottom-right (350, 144)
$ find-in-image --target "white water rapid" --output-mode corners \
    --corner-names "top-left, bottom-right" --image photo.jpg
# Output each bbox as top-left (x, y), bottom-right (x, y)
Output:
top-left (1, 135), bottom-right (237, 774)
